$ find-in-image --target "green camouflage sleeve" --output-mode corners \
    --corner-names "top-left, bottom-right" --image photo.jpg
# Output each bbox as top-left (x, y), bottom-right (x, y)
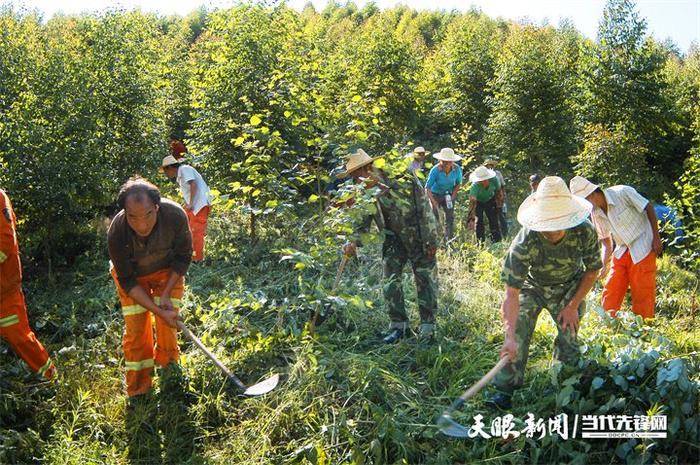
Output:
top-left (501, 227), bottom-right (532, 289)
top-left (580, 220), bottom-right (603, 271)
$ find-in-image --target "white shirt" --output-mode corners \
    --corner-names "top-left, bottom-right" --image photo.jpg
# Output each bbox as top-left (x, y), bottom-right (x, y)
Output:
top-left (591, 185), bottom-right (652, 264)
top-left (177, 165), bottom-right (211, 215)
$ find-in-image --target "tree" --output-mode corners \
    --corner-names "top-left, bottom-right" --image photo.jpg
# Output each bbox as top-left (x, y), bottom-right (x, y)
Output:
top-left (483, 24), bottom-right (580, 176)
top-left (0, 9), bottom-right (172, 266)
top-left (418, 12), bottom-right (503, 143)
top-left (577, 0), bottom-right (672, 186)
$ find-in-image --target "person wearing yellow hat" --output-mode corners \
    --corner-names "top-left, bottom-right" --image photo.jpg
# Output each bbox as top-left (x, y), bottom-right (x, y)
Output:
top-left (467, 165), bottom-right (502, 243)
top-left (487, 176), bottom-right (602, 410)
top-left (339, 149), bottom-right (440, 343)
top-left (569, 176), bottom-right (662, 319)
top-left (161, 155), bottom-right (212, 263)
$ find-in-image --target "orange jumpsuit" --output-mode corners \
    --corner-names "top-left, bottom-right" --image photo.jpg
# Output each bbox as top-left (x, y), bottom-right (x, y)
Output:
top-left (110, 267), bottom-right (184, 397)
top-left (0, 190), bottom-right (55, 379)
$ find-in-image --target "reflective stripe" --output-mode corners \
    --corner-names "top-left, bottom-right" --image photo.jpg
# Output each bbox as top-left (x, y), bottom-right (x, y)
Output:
top-left (153, 297), bottom-right (182, 307)
top-left (37, 358), bottom-right (54, 377)
top-left (122, 304), bottom-right (148, 317)
top-left (0, 314), bottom-right (19, 327)
top-left (125, 358), bottom-right (155, 371)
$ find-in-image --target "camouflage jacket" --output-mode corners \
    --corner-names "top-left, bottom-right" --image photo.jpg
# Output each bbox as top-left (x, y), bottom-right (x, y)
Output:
top-left (355, 171), bottom-right (439, 255)
top-left (501, 220), bottom-right (602, 289)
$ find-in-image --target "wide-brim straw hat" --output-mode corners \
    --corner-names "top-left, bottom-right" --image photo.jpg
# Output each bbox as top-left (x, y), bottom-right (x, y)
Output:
top-left (413, 146), bottom-right (430, 157)
top-left (484, 158), bottom-right (498, 167)
top-left (433, 147), bottom-right (462, 162)
top-left (469, 165), bottom-right (496, 183)
top-left (569, 175), bottom-right (599, 199)
top-left (338, 149), bottom-right (378, 178)
top-left (159, 155), bottom-right (180, 172)
top-left (517, 176), bottom-right (592, 231)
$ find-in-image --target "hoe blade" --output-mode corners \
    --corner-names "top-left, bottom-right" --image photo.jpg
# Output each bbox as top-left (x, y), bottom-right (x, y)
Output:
top-left (437, 414), bottom-right (472, 438)
top-left (242, 374), bottom-right (280, 396)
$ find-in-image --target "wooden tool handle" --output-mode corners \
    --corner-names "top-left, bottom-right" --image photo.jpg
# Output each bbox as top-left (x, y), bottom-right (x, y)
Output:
top-left (177, 320), bottom-right (246, 390)
top-left (459, 356), bottom-right (509, 402)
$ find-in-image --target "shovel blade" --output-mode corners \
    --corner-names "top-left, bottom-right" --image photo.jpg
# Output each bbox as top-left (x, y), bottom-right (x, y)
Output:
top-left (242, 374), bottom-right (280, 396)
top-left (437, 414), bottom-right (472, 438)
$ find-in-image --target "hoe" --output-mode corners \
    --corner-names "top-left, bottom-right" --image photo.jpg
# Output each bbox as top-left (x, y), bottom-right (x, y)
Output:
top-left (437, 357), bottom-right (509, 438)
top-left (178, 321), bottom-right (279, 396)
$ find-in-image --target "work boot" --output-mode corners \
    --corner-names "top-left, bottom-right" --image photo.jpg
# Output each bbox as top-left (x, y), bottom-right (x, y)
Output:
top-left (485, 392), bottom-right (512, 410)
top-left (382, 322), bottom-right (412, 344)
top-left (417, 323), bottom-right (436, 342)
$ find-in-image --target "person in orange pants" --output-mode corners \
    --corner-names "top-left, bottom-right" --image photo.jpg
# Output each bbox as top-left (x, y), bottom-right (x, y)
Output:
top-left (110, 267), bottom-right (184, 396)
top-left (0, 189), bottom-right (56, 380)
top-left (108, 177), bottom-right (192, 397)
top-left (570, 177), bottom-right (662, 319)
top-left (160, 155), bottom-right (212, 263)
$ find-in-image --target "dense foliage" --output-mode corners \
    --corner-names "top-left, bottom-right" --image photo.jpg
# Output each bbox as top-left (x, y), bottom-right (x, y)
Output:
top-left (1, 0), bottom-right (698, 263)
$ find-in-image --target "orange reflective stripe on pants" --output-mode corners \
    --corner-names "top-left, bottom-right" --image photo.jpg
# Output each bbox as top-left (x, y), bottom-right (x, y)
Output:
top-left (0, 288), bottom-right (55, 379)
top-left (602, 250), bottom-right (656, 319)
top-left (187, 205), bottom-right (210, 262)
top-left (110, 267), bottom-right (184, 397)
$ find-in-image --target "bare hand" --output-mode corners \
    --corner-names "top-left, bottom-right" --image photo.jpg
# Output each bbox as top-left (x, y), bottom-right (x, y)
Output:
top-left (343, 241), bottom-right (357, 257)
top-left (500, 337), bottom-right (518, 362)
top-left (557, 303), bottom-right (580, 336)
top-left (426, 246), bottom-right (437, 259)
top-left (468, 217), bottom-right (476, 231)
top-left (160, 294), bottom-right (174, 313)
top-left (160, 309), bottom-right (182, 328)
top-left (430, 199), bottom-right (438, 211)
top-left (598, 264), bottom-right (609, 281)
top-left (652, 235), bottom-right (663, 257)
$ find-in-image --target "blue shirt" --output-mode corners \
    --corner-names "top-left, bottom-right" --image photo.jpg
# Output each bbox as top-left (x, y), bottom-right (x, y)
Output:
top-left (654, 204), bottom-right (685, 240)
top-left (426, 164), bottom-right (463, 195)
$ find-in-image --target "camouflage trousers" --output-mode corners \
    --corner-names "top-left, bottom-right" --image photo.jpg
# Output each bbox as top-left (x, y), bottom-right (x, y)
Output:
top-left (493, 278), bottom-right (585, 393)
top-left (382, 235), bottom-right (438, 329)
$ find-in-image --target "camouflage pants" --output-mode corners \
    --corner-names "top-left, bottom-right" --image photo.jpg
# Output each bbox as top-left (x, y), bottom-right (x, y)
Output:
top-left (382, 235), bottom-right (438, 328)
top-left (493, 278), bottom-right (584, 393)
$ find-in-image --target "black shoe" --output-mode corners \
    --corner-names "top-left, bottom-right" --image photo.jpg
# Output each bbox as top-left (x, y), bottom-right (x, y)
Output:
top-left (382, 328), bottom-right (410, 344)
top-left (485, 392), bottom-right (512, 410)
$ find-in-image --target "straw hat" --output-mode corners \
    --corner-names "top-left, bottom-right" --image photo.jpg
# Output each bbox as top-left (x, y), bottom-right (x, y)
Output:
top-left (517, 176), bottom-right (592, 231)
top-left (159, 155), bottom-right (180, 172)
top-left (338, 149), bottom-right (378, 178)
top-left (469, 165), bottom-right (496, 183)
top-left (569, 176), bottom-right (599, 199)
top-left (433, 147), bottom-right (462, 162)
top-left (413, 146), bottom-right (429, 158)
top-left (483, 158), bottom-right (498, 167)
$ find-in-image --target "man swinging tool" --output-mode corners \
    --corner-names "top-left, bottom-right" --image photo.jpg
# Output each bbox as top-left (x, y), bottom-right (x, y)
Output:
top-left (107, 177), bottom-right (192, 398)
top-left (487, 177), bottom-right (602, 409)
top-left (339, 149), bottom-right (440, 343)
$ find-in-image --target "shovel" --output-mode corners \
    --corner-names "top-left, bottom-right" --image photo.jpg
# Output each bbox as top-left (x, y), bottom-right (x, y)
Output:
top-left (309, 254), bottom-right (349, 335)
top-left (437, 356), bottom-right (509, 438)
top-left (177, 320), bottom-right (279, 396)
